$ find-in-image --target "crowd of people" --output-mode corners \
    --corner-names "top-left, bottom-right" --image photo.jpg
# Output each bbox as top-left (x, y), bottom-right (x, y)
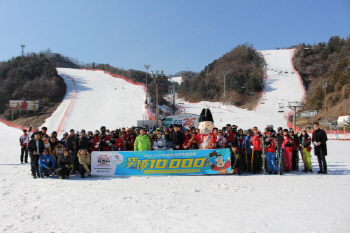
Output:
top-left (19, 122), bottom-right (328, 179)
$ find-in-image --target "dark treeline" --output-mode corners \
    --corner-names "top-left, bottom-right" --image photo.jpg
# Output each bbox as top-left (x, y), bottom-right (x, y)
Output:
top-left (177, 43), bottom-right (265, 106)
top-left (0, 54), bottom-right (66, 119)
top-left (293, 36), bottom-right (350, 110)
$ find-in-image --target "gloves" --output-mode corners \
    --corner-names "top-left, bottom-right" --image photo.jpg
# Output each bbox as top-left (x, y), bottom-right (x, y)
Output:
top-left (265, 138), bottom-right (269, 142)
top-left (95, 145), bottom-right (99, 148)
top-left (108, 143), bottom-right (112, 146)
top-left (251, 146), bottom-right (254, 149)
top-left (106, 140), bottom-right (110, 144)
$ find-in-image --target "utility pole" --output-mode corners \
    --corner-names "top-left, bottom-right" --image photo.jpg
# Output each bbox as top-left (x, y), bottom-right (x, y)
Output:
top-left (222, 71), bottom-right (227, 104)
top-left (150, 70), bottom-right (164, 126)
top-left (144, 64), bottom-right (150, 104)
top-left (323, 83), bottom-right (327, 111)
top-left (20, 44), bottom-right (25, 56)
top-left (287, 101), bottom-right (303, 128)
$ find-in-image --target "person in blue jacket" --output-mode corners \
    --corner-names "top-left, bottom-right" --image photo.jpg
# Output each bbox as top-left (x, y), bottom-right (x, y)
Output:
top-left (38, 148), bottom-right (56, 178)
top-left (242, 129), bottom-right (252, 173)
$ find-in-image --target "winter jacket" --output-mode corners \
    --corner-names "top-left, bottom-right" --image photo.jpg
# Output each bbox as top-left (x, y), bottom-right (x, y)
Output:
top-left (134, 135), bottom-right (151, 151)
top-left (77, 151), bottom-right (91, 173)
top-left (265, 137), bottom-right (276, 153)
top-left (79, 136), bottom-right (90, 151)
top-left (38, 154), bottom-right (56, 168)
top-left (163, 134), bottom-right (173, 149)
top-left (90, 136), bottom-right (99, 151)
top-left (312, 129), bottom-right (328, 156)
top-left (172, 131), bottom-right (185, 150)
top-left (290, 134), bottom-right (299, 151)
top-left (282, 135), bottom-right (293, 152)
top-left (19, 134), bottom-right (30, 146)
top-left (57, 155), bottom-right (72, 168)
top-left (242, 136), bottom-right (252, 154)
top-left (187, 136), bottom-right (199, 149)
top-left (251, 134), bottom-right (262, 151)
top-left (153, 138), bottom-right (167, 150)
top-left (100, 134), bottom-right (111, 151)
top-left (66, 135), bottom-right (77, 152)
top-left (27, 139), bottom-right (45, 156)
top-left (182, 135), bottom-right (191, 149)
top-left (127, 138), bottom-right (135, 150)
top-left (299, 134), bottom-right (311, 150)
top-left (236, 134), bottom-right (245, 150)
top-left (115, 137), bottom-right (127, 151)
top-left (216, 135), bottom-right (227, 148)
top-left (226, 131), bottom-right (237, 146)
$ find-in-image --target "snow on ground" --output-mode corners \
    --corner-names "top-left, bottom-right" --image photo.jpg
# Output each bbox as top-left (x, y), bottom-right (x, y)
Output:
top-left (1, 121), bottom-right (350, 232)
top-left (168, 76), bottom-right (183, 85)
top-left (43, 68), bottom-right (146, 136)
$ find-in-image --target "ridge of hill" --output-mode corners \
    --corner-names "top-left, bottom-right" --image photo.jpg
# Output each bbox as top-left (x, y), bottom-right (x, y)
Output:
top-left (291, 36), bottom-right (350, 128)
top-left (177, 43), bottom-right (265, 107)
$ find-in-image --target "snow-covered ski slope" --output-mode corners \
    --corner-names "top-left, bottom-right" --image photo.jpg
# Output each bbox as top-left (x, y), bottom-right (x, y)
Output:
top-left (42, 68), bottom-right (147, 135)
top-left (168, 76), bottom-right (183, 85)
top-left (1, 122), bottom-right (350, 232)
top-left (173, 49), bottom-right (304, 130)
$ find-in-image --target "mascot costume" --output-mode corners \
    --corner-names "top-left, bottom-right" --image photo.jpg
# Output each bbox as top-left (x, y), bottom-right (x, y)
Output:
top-left (196, 108), bottom-right (217, 149)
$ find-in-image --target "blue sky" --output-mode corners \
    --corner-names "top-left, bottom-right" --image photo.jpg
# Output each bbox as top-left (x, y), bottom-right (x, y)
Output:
top-left (0, 0), bottom-right (349, 75)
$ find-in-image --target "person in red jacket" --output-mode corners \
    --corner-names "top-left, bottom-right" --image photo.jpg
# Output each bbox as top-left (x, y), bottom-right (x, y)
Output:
top-left (115, 132), bottom-right (128, 151)
top-left (250, 128), bottom-right (262, 174)
top-left (264, 131), bottom-right (278, 174)
top-left (282, 129), bottom-right (293, 172)
top-left (182, 130), bottom-right (191, 150)
top-left (225, 126), bottom-right (237, 148)
top-left (127, 133), bottom-right (135, 151)
top-left (90, 131), bottom-right (100, 152)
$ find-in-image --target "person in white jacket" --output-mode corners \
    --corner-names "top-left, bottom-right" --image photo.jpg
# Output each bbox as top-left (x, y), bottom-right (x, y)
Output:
top-left (153, 132), bottom-right (167, 150)
top-left (19, 129), bottom-right (30, 163)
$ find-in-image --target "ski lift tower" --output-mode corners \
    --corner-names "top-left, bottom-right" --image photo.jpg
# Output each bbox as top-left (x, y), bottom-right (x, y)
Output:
top-left (287, 101), bottom-right (303, 127)
top-left (20, 44), bottom-right (25, 56)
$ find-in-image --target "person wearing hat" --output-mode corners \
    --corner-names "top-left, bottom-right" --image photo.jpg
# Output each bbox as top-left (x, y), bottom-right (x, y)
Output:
top-left (60, 132), bottom-right (68, 147)
top-left (196, 108), bottom-right (217, 149)
top-left (153, 131), bottom-right (166, 150)
top-left (27, 132), bottom-right (45, 178)
top-left (19, 129), bottom-right (30, 163)
top-left (281, 129), bottom-right (293, 172)
top-left (264, 131), bottom-right (278, 174)
top-left (134, 128), bottom-right (151, 151)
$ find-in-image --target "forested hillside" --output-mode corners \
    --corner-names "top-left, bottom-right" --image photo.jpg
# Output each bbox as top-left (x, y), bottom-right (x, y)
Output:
top-left (177, 43), bottom-right (265, 106)
top-left (293, 36), bottom-right (350, 111)
top-left (0, 54), bottom-right (66, 120)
